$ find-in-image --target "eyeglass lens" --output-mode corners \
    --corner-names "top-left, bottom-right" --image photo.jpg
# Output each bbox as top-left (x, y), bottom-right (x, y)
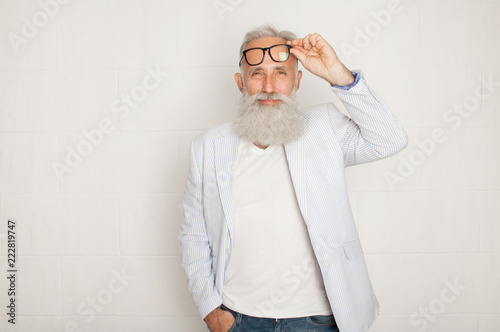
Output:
top-left (245, 45), bottom-right (290, 65)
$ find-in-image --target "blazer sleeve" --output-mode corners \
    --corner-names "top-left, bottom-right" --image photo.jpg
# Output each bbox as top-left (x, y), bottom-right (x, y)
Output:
top-left (327, 70), bottom-right (408, 167)
top-left (177, 139), bottom-right (222, 320)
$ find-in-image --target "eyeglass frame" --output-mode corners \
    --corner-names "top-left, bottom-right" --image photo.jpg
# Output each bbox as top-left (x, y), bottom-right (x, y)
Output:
top-left (239, 44), bottom-right (293, 67)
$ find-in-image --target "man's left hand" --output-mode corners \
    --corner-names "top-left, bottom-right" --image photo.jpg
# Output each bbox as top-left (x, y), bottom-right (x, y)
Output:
top-left (288, 33), bottom-right (354, 86)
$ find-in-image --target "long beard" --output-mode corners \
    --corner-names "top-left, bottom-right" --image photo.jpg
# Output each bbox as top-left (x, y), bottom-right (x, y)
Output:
top-left (234, 90), bottom-right (304, 146)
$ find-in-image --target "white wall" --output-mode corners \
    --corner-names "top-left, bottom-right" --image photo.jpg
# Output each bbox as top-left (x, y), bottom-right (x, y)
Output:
top-left (0, 0), bottom-right (499, 331)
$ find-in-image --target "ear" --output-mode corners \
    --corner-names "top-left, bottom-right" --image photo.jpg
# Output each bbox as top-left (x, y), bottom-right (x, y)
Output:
top-left (234, 73), bottom-right (244, 93)
top-left (295, 70), bottom-right (303, 91)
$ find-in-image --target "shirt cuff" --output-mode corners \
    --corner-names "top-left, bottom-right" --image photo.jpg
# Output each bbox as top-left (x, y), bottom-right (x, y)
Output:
top-left (331, 72), bottom-right (359, 90)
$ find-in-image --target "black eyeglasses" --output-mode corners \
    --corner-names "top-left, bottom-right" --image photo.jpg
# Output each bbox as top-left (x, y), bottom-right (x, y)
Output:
top-left (239, 44), bottom-right (292, 66)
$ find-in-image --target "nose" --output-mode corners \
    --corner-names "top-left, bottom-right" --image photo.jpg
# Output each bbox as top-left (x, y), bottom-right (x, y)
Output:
top-left (261, 74), bottom-right (275, 94)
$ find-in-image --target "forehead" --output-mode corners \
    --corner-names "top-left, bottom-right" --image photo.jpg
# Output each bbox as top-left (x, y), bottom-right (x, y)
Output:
top-left (245, 36), bottom-right (288, 50)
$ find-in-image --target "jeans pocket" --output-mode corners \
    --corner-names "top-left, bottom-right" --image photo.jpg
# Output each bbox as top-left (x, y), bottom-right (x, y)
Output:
top-left (227, 318), bottom-right (237, 332)
top-left (306, 314), bottom-right (337, 327)
top-left (220, 305), bottom-right (238, 332)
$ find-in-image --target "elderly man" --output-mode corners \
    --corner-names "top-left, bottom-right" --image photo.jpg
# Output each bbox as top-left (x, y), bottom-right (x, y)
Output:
top-left (178, 25), bottom-right (407, 332)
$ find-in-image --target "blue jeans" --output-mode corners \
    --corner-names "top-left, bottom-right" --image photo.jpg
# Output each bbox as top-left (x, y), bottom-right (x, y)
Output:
top-left (220, 304), bottom-right (339, 332)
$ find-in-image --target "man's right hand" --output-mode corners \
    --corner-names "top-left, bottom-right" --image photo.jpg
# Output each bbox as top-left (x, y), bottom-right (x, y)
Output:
top-left (204, 306), bottom-right (235, 332)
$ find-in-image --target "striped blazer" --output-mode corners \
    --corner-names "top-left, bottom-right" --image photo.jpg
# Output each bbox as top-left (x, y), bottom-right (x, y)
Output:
top-left (178, 71), bottom-right (408, 332)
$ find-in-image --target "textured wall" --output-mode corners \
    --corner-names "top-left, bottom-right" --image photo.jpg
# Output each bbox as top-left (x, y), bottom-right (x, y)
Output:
top-left (0, 0), bottom-right (499, 331)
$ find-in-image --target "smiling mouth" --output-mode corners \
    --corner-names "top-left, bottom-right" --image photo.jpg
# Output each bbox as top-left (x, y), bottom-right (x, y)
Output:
top-left (258, 99), bottom-right (281, 105)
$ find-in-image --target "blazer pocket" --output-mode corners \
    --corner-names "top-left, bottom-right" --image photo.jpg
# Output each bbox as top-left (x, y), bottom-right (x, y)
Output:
top-left (342, 239), bottom-right (364, 260)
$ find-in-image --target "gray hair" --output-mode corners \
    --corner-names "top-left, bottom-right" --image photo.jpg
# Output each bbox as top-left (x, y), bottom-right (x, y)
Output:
top-left (239, 24), bottom-right (297, 58)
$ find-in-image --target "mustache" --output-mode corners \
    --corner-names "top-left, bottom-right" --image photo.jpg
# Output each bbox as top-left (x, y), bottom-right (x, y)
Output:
top-left (246, 92), bottom-right (293, 104)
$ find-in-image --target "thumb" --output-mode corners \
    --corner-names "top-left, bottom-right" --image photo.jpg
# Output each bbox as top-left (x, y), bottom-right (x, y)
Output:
top-left (290, 47), bottom-right (307, 65)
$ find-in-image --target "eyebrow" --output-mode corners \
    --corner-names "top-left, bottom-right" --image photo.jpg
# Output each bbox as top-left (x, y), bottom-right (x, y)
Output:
top-left (248, 65), bottom-right (290, 75)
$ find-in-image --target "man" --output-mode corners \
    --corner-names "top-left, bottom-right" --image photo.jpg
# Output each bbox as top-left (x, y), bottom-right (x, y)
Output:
top-left (178, 25), bottom-right (408, 332)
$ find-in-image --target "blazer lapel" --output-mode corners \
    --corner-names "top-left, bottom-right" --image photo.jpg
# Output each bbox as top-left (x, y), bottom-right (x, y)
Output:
top-left (214, 124), bottom-right (239, 241)
top-left (284, 132), bottom-right (308, 221)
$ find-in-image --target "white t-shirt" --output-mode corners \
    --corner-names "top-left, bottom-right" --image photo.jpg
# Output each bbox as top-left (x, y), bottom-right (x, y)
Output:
top-left (222, 139), bottom-right (332, 318)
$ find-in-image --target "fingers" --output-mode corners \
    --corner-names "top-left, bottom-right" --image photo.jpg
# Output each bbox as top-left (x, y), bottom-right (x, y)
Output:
top-left (288, 38), bottom-right (303, 48)
top-left (288, 33), bottom-right (321, 66)
top-left (289, 46), bottom-right (306, 64)
top-left (290, 33), bottom-right (322, 50)
top-left (305, 33), bottom-right (319, 49)
top-left (300, 34), bottom-right (313, 49)
top-left (288, 39), bottom-right (306, 61)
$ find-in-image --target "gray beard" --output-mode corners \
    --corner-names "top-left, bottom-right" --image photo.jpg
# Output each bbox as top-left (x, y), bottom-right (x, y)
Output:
top-left (234, 90), bottom-right (304, 146)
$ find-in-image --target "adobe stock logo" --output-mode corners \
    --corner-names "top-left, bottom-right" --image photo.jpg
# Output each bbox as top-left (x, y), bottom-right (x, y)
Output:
top-left (7, 0), bottom-right (71, 54)
top-left (65, 268), bottom-right (135, 332)
top-left (51, 66), bottom-right (169, 182)
top-left (407, 278), bottom-right (466, 332)
top-left (339, 0), bottom-right (404, 62)
top-left (384, 73), bottom-right (500, 189)
top-left (213, 0), bottom-right (242, 20)
top-left (253, 257), bottom-right (314, 317)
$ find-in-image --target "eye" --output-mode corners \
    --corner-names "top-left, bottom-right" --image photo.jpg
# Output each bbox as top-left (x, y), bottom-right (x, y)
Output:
top-left (252, 71), bottom-right (263, 76)
top-left (277, 71), bottom-right (287, 75)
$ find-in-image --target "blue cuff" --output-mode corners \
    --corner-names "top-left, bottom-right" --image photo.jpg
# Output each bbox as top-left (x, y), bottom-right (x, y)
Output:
top-left (331, 72), bottom-right (359, 90)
